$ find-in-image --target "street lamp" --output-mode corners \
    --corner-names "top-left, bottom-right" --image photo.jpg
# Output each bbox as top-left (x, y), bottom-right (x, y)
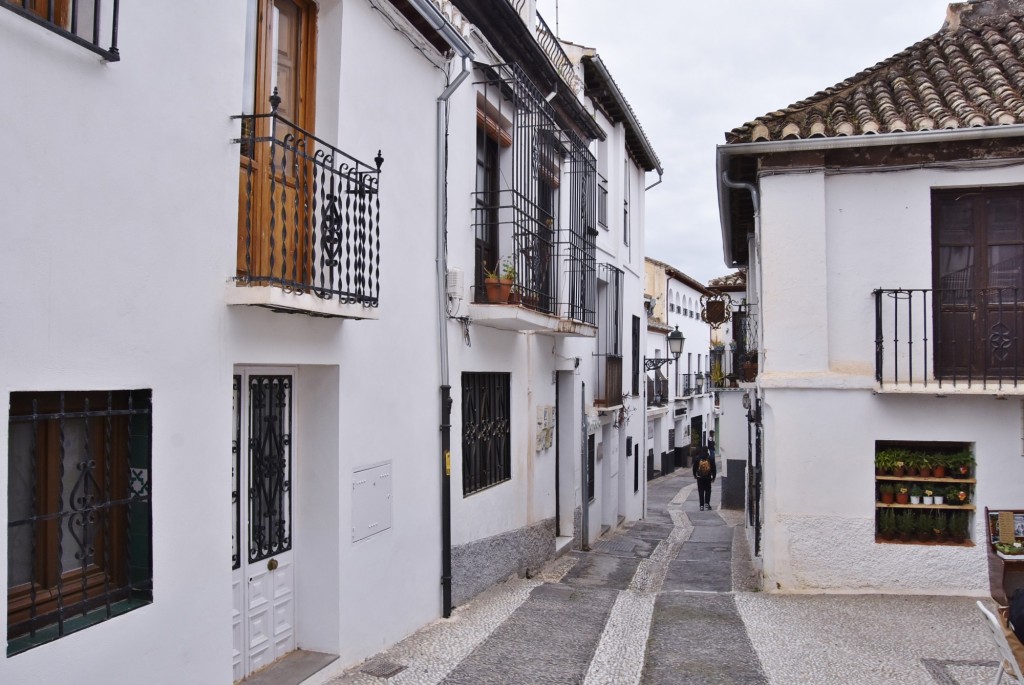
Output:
top-left (644, 326), bottom-right (686, 371)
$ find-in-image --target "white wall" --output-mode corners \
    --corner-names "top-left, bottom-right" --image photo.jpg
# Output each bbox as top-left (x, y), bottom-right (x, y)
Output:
top-left (754, 163), bottom-right (1024, 593)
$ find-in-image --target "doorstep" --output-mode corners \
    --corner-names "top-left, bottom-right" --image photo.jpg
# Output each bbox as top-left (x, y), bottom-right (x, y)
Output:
top-left (241, 650), bottom-right (338, 685)
top-left (555, 535), bottom-right (575, 557)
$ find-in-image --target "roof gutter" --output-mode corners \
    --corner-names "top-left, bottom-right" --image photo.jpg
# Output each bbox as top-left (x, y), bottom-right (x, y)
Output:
top-left (587, 54), bottom-right (663, 175)
top-left (405, 0), bottom-right (475, 58)
top-left (716, 123), bottom-right (1024, 266)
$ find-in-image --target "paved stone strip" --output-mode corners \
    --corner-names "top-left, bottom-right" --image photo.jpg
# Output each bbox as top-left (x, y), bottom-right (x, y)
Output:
top-left (440, 584), bottom-right (620, 685)
top-left (325, 577), bottom-right (541, 685)
top-left (582, 476), bottom-right (696, 685)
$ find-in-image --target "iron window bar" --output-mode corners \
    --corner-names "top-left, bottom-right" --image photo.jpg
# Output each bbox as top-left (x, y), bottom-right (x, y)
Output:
top-left (233, 93), bottom-right (383, 306)
top-left (1, 0), bottom-right (120, 61)
top-left (471, 63), bottom-right (596, 325)
top-left (7, 390), bottom-right (152, 655)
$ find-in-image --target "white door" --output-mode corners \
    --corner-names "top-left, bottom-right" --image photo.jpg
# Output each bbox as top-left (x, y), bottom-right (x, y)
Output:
top-left (232, 370), bottom-right (297, 681)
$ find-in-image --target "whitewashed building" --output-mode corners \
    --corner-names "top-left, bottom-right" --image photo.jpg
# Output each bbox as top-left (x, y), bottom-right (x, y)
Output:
top-left (717, 0), bottom-right (1024, 594)
top-left (0, 0), bottom-right (659, 682)
top-left (643, 259), bottom-right (713, 477)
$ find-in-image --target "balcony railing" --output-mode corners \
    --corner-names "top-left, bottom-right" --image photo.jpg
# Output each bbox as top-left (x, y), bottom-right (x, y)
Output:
top-left (674, 373), bottom-right (706, 397)
top-left (875, 287), bottom-right (1024, 390)
top-left (533, 11), bottom-right (582, 93)
top-left (598, 174), bottom-right (608, 228)
top-left (647, 372), bottom-right (669, 407)
top-left (234, 101), bottom-right (382, 308)
top-left (2, 0), bottom-right (120, 61)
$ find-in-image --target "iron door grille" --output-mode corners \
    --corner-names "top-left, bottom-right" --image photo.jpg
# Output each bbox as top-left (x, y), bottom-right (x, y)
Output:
top-left (247, 375), bottom-right (293, 563)
top-left (462, 373), bottom-right (511, 495)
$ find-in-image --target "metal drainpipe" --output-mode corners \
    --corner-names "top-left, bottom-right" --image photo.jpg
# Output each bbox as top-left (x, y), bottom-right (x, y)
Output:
top-left (720, 172), bottom-right (761, 359)
top-left (437, 55), bottom-right (470, 619)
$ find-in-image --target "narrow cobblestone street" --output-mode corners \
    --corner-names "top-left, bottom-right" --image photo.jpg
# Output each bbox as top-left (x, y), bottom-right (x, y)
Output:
top-left (323, 470), bottom-right (1005, 685)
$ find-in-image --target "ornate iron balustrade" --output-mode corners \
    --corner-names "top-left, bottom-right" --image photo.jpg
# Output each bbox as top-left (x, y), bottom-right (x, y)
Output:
top-left (533, 11), bottom-right (582, 93)
top-left (234, 99), bottom-right (382, 307)
top-left (462, 373), bottom-right (511, 496)
top-left (874, 287), bottom-right (1024, 389)
top-left (2, 0), bottom-right (120, 60)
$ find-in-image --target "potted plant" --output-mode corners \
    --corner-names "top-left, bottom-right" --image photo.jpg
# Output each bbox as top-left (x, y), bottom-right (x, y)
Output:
top-left (917, 454), bottom-right (932, 478)
top-left (878, 508), bottom-right (896, 540)
top-left (952, 451), bottom-right (974, 479)
top-left (878, 483), bottom-right (895, 504)
top-left (906, 453), bottom-right (920, 477)
top-left (949, 511), bottom-right (969, 543)
top-left (483, 256), bottom-right (516, 304)
top-left (896, 510), bottom-right (914, 541)
top-left (909, 483), bottom-right (923, 505)
top-left (875, 449), bottom-right (895, 475)
top-left (931, 453), bottom-right (947, 478)
top-left (895, 483), bottom-right (910, 505)
top-left (741, 350), bottom-right (758, 382)
top-left (933, 489), bottom-right (944, 505)
top-left (915, 512), bottom-right (932, 541)
top-left (931, 510), bottom-right (948, 542)
top-left (922, 488), bottom-right (934, 505)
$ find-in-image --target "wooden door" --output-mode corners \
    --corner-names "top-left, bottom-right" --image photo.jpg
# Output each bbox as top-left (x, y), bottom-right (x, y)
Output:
top-left (239, 0), bottom-right (317, 289)
top-left (934, 188), bottom-right (1024, 378)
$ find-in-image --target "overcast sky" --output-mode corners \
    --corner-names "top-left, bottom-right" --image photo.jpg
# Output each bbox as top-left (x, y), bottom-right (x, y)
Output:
top-left (535, 0), bottom-right (955, 285)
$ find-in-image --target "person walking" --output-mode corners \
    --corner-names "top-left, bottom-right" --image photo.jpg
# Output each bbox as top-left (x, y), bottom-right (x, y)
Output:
top-left (708, 430), bottom-right (716, 462)
top-left (693, 445), bottom-right (716, 511)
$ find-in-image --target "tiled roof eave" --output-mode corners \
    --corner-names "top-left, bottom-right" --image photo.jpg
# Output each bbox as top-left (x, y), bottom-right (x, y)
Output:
top-left (721, 122), bottom-right (1024, 155)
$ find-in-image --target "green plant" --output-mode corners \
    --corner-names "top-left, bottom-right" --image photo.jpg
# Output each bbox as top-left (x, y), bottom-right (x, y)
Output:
top-left (923, 488), bottom-right (934, 498)
top-left (910, 484), bottom-right (923, 498)
top-left (896, 511), bottom-right (915, 537)
top-left (896, 482), bottom-right (910, 495)
top-left (710, 361), bottom-right (725, 386)
top-left (915, 512), bottom-right (933, 539)
top-left (879, 483), bottom-right (894, 495)
top-left (483, 256), bottom-right (516, 281)
top-left (932, 510), bottom-right (948, 536)
top-left (878, 508), bottom-right (896, 537)
top-left (949, 511), bottom-right (969, 541)
top-left (996, 542), bottom-right (1024, 555)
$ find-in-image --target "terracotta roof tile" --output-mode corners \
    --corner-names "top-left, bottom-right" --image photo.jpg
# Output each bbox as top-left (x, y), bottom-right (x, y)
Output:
top-left (726, 1), bottom-right (1024, 143)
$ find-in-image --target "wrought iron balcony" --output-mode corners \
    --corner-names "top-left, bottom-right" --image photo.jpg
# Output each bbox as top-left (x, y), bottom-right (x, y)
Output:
top-left (232, 99), bottom-right (382, 316)
top-left (875, 287), bottom-right (1024, 390)
top-left (674, 373), bottom-right (707, 398)
top-left (533, 11), bottom-right (582, 93)
top-left (647, 372), bottom-right (669, 407)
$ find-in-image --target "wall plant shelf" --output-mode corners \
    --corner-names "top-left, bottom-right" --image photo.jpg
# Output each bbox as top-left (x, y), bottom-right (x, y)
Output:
top-left (874, 441), bottom-right (975, 545)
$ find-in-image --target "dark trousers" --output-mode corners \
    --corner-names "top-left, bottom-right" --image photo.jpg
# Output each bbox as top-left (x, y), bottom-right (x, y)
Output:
top-left (696, 477), bottom-right (713, 507)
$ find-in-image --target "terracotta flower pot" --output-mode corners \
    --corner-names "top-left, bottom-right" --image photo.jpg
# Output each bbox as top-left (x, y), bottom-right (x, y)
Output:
top-left (484, 277), bottom-right (513, 304)
top-left (919, 466), bottom-right (932, 478)
top-left (895, 492), bottom-right (909, 505)
top-left (893, 467), bottom-right (905, 477)
top-left (880, 492), bottom-right (895, 504)
top-left (933, 465), bottom-right (946, 478)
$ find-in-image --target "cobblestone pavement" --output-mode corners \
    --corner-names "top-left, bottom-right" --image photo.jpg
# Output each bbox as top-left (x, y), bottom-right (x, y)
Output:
top-left (321, 469), bottom-right (1005, 685)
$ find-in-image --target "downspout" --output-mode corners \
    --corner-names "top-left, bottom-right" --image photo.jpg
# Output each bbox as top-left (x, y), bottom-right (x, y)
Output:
top-left (644, 170), bottom-right (663, 192)
top-left (404, 0), bottom-right (475, 626)
top-left (720, 172), bottom-right (761, 362)
top-left (437, 55), bottom-right (470, 619)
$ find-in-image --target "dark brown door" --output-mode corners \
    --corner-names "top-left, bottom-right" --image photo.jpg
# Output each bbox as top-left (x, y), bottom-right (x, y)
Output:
top-left (934, 187), bottom-right (1024, 378)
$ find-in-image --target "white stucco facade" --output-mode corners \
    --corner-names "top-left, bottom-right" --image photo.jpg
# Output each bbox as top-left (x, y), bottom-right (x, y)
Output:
top-left (729, 159), bottom-right (1024, 594)
top-left (1, 0), bottom-right (660, 682)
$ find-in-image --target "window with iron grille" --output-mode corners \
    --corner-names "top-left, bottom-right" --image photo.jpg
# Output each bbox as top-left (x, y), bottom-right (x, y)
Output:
top-left (1, 0), bottom-right (121, 61)
top-left (7, 390), bottom-right (152, 655)
top-left (462, 373), bottom-right (511, 495)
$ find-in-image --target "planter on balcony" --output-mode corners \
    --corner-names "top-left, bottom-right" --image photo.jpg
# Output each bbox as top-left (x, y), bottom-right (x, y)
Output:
top-left (484, 277), bottom-right (514, 304)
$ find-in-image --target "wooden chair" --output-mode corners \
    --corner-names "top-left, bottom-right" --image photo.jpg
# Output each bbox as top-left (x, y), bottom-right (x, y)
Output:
top-left (977, 600), bottom-right (1024, 684)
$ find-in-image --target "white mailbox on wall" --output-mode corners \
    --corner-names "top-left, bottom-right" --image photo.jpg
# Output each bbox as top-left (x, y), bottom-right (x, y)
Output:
top-left (352, 461), bottom-right (392, 542)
